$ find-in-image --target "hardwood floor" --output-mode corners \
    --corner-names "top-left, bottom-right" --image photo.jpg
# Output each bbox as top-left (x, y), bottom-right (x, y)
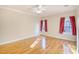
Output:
top-left (0, 35), bottom-right (76, 54)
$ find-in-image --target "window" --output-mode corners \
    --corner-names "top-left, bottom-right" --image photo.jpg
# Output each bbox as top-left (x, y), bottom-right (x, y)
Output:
top-left (59, 16), bottom-right (76, 35)
top-left (64, 17), bottom-right (72, 34)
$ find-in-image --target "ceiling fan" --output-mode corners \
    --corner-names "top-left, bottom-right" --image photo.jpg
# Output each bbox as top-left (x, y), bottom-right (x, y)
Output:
top-left (33, 5), bottom-right (46, 14)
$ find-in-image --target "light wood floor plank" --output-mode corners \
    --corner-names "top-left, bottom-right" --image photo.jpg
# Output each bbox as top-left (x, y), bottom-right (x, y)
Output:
top-left (0, 36), bottom-right (76, 54)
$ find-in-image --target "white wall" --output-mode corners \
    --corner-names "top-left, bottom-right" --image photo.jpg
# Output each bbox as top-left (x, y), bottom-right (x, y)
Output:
top-left (0, 8), bottom-right (38, 43)
top-left (77, 17), bottom-right (79, 53)
top-left (43, 10), bottom-right (77, 41)
top-left (76, 7), bottom-right (79, 53)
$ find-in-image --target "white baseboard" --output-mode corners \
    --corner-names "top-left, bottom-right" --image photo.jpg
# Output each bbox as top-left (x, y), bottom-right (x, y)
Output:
top-left (0, 35), bottom-right (34, 45)
top-left (0, 33), bottom-right (76, 45)
top-left (46, 34), bottom-right (76, 41)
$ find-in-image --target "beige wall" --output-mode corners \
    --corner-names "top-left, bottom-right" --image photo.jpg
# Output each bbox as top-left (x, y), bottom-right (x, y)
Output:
top-left (0, 8), bottom-right (38, 43)
top-left (43, 10), bottom-right (77, 41)
top-left (0, 7), bottom-right (78, 44)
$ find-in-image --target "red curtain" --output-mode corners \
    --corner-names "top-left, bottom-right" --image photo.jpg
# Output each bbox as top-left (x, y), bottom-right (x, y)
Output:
top-left (40, 20), bottom-right (43, 32)
top-left (45, 20), bottom-right (48, 32)
top-left (70, 16), bottom-right (76, 35)
top-left (59, 17), bottom-right (65, 33)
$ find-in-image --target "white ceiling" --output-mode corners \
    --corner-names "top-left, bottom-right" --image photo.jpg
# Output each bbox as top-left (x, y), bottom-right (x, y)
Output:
top-left (0, 5), bottom-right (78, 17)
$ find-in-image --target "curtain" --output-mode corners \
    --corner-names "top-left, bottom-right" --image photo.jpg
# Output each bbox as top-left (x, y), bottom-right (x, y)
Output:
top-left (40, 20), bottom-right (43, 32)
top-left (45, 19), bottom-right (48, 32)
top-left (70, 16), bottom-right (76, 35)
top-left (59, 17), bottom-right (65, 33)
top-left (40, 19), bottom-right (48, 32)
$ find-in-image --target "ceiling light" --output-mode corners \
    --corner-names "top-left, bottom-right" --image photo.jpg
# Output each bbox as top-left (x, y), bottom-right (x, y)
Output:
top-left (33, 5), bottom-right (46, 14)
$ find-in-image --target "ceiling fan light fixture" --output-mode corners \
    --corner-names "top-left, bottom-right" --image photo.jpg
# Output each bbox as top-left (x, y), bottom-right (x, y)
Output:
top-left (36, 10), bottom-right (42, 14)
top-left (33, 5), bottom-right (46, 14)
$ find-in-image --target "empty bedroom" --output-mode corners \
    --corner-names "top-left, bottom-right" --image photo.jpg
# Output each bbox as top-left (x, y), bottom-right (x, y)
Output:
top-left (0, 5), bottom-right (78, 54)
